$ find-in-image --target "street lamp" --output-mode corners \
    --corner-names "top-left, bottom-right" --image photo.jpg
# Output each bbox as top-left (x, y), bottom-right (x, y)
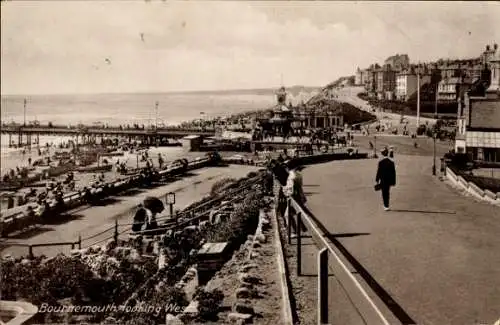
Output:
top-left (432, 130), bottom-right (437, 176)
top-left (373, 135), bottom-right (378, 158)
top-left (166, 192), bottom-right (176, 217)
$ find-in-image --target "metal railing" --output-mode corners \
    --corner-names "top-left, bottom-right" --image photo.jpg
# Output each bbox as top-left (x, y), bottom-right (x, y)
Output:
top-left (2, 174), bottom-right (265, 257)
top-left (275, 181), bottom-right (390, 325)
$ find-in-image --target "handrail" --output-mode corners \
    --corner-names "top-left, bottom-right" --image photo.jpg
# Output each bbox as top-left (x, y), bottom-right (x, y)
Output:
top-left (286, 197), bottom-right (390, 325)
top-left (273, 166), bottom-right (390, 325)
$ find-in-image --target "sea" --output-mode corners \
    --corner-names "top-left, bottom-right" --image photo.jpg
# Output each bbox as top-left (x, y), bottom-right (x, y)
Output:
top-left (1, 90), bottom-right (310, 174)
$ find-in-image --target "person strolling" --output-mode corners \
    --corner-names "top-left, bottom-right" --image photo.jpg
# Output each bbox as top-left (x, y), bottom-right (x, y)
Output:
top-left (375, 147), bottom-right (396, 211)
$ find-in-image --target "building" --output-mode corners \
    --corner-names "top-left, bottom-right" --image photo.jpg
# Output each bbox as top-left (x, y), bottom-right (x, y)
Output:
top-left (375, 64), bottom-right (397, 100)
top-left (355, 68), bottom-right (362, 85)
top-left (395, 67), bottom-right (431, 101)
top-left (437, 76), bottom-right (472, 102)
top-left (360, 69), bottom-right (370, 85)
top-left (365, 64), bottom-right (380, 95)
top-left (292, 108), bottom-right (344, 130)
top-left (355, 68), bottom-right (370, 86)
top-left (481, 44), bottom-right (498, 67)
top-left (384, 54), bottom-right (410, 70)
top-left (455, 49), bottom-right (500, 162)
top-left (439, 62), bottom-right (463, 80)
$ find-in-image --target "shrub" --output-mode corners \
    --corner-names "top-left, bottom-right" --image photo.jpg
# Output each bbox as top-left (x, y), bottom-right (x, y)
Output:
top-left (210, 178), bottom-right (236, 196)
top-left (194, 288), bottom-right (224, 321)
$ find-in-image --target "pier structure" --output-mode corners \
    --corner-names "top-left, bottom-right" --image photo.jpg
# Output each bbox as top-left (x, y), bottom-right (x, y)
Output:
top-left (1, 124), bottom-right (216, 147)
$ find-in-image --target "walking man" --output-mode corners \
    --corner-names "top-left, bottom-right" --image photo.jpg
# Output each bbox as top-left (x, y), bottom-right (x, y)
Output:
top-left (375, 147), bottom-right (396, 211)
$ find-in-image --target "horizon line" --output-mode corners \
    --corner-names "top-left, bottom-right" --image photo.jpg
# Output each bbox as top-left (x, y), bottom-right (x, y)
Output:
top-left (0, 85), bottom-right (322, 97)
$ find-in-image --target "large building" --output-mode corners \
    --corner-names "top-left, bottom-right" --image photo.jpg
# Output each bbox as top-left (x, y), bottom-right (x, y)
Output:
top-left (437, 76), bottom-right (472, 102)
top-left (291, 108), bottom-right (344, 130)
top-left (455, 49), bottom-right (500, 162)
top-left (375, 64), bottom-right (397, 100)
top-left (395, 67), bottom-right (431, 101)
top-left (481, 44), bottom-right (498, 67)
top-left (355, 68), bottom-right (371, 86)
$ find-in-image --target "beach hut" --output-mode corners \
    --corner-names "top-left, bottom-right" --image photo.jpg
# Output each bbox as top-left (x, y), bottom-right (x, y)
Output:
top-left (180, 135), bottom-right (202, 151)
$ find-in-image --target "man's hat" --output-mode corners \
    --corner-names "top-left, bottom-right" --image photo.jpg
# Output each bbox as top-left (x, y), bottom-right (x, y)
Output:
top-left (381, 147), bottom-right (389, 156)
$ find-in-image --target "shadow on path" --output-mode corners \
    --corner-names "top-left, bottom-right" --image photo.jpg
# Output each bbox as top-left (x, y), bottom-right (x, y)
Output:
top-left (2, 226), bottom-right (54, 240)
top-left (328, 232), bottom-right (370, 239)
top-left (391, 209), bottom-right (456, 215)
top-left (299, 203), bottom-right (417, 325)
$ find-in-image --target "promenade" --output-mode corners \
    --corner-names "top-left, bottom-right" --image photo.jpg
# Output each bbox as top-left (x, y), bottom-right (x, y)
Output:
top-left (298, 155), bottom-right (500, 324)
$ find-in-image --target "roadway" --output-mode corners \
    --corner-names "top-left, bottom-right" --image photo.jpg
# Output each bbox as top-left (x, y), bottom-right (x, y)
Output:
top-left (0, 165), bottom-right (259, 257)
top-left (300, 155), bottom-right (500, 325)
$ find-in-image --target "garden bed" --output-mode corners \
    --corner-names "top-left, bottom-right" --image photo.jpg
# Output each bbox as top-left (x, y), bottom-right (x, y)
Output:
top-left (177, 206), bottom-right (283, 325)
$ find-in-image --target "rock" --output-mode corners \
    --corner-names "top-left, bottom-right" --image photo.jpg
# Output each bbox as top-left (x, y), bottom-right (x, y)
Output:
top-left (235, 287), bottom-right (251, 299)
top-left (183, 225), bottom-right (198, 232)
top-left (240, 263), bottom-right (258, 272)
top-left (251, 251), bottom-right (260, 259)
top-left (199, 220), bottom-right (209, 230)
top-left (239, 273), bottom-right (262, 285)
top-left (240, 281), bottom-right (253, 289)
top-left (252, 242), bottom-right (261, 248)
top-left (233, 302), bottom-right (254, 315)
top-left (255, 234), bottom-right (266, 243)
top-left (247, 235), bottom-right (254, 241)
top-left (228, 312), bottom-right (253, 323)
top-left (166, 314), bottom-right (184, 325)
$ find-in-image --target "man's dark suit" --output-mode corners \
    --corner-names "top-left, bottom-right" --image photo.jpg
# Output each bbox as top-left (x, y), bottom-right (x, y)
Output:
top-left (376, 157), bottom-right (396, 208)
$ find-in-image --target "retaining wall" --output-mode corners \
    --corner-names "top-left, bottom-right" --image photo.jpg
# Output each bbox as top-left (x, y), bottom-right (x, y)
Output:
top-left (446, 167), bottom-right (500, 205)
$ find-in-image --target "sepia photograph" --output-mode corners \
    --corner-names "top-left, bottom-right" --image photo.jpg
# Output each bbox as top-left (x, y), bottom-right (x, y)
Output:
top-left (1, 1), bottom-right (499, 324)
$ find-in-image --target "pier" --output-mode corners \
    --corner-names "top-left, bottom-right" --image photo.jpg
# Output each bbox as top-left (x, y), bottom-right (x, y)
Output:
top-left (0, 124), bottom-right (216, 147)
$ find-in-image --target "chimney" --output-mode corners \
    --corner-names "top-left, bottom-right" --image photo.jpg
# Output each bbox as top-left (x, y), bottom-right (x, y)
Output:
top-left (495, 44), bottom-right (498, 50)
top-left (486, 45), bottom-right (490, 51)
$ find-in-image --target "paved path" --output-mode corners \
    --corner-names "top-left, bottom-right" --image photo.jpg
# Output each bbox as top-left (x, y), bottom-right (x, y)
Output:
top-left (1, 165), bottom-right (258, 257)
top-left (301, 155), bottom-right (500, 325)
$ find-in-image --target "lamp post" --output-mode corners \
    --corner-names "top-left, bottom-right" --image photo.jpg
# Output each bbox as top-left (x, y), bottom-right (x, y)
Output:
top-left (374, 135), bottom-right (378, 158)
top-left (416, 72), bottom-right (420, 127)
top-left (23, 98), bottom-right (27, 126)
top-left (166, 192), bottom-right (176, 218)
top-left (432, 130), bottom-right (437, 176)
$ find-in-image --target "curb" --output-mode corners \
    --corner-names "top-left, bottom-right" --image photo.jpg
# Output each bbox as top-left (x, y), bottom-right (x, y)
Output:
top-left (271, 201), bottom-right (295, 325)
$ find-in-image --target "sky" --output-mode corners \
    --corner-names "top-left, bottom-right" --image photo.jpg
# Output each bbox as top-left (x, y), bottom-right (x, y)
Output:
top-left (1, 1), bottom-right (500, 95)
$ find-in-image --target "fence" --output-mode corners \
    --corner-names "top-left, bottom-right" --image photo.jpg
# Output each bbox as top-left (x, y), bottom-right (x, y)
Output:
top-left (3, 174), bottom-right (265, 257)
top-left (274, 180), bottom-right (389, 325)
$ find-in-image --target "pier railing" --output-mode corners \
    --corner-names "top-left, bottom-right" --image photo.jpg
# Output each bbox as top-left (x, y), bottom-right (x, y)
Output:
top-left (273, 173), bottom-right (389, 325)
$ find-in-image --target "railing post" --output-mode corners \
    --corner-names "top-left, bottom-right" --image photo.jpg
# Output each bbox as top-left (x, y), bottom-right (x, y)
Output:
top-left (114, 219), bottom-right (118, 243)
top-left (318, 248), bottom-right (329, 325)
top-left (28, 245), bottom-right (33, 258)
top-left (287, 199), bottom-right (292, 244)
top-left (297, 212), bottom-right (302, 276)
top-left (78, 234), bottom-right (82, 249)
